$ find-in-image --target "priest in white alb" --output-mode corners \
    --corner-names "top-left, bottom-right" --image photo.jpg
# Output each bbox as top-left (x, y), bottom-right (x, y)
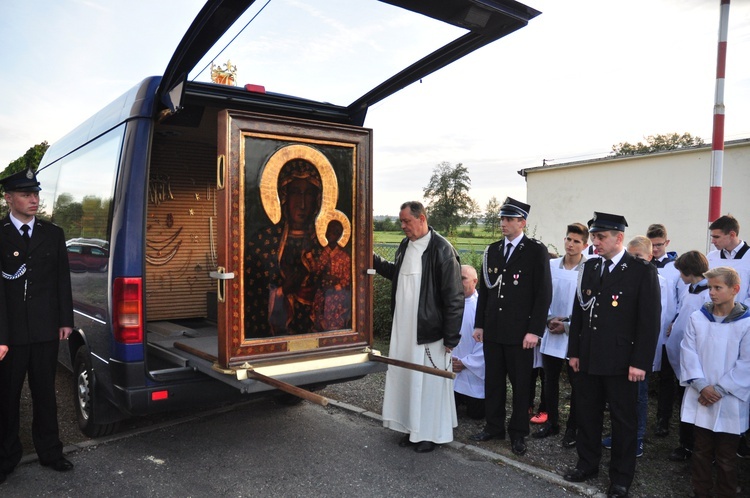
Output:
top-left (373, 201), bottom-right (464, 453)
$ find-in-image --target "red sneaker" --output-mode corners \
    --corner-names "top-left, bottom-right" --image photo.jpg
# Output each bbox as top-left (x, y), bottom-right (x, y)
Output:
top-left (530, 412), bottom-right (548, 424)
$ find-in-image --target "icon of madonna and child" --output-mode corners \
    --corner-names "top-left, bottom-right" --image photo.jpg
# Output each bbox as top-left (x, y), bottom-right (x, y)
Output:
top-left (245, 144), bottom-right (353, 339)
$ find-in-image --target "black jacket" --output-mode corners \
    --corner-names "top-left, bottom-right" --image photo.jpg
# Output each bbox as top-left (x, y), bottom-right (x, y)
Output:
top-left (568, 251), bottom-right (661, 375)
top-left (373, 227), bottom-right (463, 348)
top-left (0, 217), bottom-right (74, 345)
top-left (475, 235), bottom-right (552, 345)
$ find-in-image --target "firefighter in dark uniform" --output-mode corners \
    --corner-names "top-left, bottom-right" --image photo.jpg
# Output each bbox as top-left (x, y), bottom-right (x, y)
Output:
top-left (471, 197), bottom-right (552, 456)
top-left (0, 169), bottom-right (74, 483)
top-left (564, 212), bottom-right (661, 498)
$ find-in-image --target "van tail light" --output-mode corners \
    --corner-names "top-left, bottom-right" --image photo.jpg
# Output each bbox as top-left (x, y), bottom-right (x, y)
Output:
top-left (113, 277), bottom-right (143, 344)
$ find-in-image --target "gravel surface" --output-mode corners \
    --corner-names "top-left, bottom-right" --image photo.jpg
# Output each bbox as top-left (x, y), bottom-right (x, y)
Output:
top-left (20, 353), bottom-right (750, 497)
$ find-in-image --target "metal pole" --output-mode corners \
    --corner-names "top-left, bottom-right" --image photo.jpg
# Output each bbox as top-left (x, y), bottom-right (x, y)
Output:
top-left (708, 0), bottom-right (730, 230)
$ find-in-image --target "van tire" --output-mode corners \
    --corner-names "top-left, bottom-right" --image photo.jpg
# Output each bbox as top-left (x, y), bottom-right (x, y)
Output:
top-left (74, 346), bottom-right (118, 438)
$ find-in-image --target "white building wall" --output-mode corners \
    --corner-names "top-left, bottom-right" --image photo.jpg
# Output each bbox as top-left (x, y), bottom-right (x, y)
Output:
top-left (522, 140), bottom-right (750, 256)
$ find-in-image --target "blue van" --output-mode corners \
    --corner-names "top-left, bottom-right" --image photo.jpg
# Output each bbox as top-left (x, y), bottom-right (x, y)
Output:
top-left (36, 0), bottom-right (539, 436)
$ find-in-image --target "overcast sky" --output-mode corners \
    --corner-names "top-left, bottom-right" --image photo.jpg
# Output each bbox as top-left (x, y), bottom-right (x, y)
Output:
top-left (1, 0), bottom-right (748, 216)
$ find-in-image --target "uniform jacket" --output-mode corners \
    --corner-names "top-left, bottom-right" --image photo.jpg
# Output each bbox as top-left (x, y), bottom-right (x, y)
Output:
top-left (475, 235), bottom-right (552, 345)
top-left (0, 216), bottom-right (74, 345)
top-left (568, 251), bottom-right (661, 375)
top-left (373, 227), bottom-right (463, 348)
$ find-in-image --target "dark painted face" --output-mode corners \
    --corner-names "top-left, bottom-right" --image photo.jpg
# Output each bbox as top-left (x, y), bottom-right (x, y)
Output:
top-left (285, 178), bottom-right (319, 230)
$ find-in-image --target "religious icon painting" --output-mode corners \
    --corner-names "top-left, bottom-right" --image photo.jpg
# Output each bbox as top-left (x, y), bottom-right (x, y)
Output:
top-left (215, 110), bottom-right (373, 366)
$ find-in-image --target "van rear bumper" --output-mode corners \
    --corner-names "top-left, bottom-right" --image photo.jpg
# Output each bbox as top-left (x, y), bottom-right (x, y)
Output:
top-left (112, 359), bottom-right (386, 416)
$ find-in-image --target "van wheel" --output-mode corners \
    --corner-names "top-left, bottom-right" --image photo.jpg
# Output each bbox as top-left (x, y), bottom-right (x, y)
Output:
top-left (73, 347), bottom-right (118, 438)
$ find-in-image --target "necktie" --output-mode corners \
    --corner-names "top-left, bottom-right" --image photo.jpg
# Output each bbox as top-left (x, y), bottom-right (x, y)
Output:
top-left (504, 242), bottom-right (512, 263)
top-left (21, 224), bottom-right (30, 245)
top-left (601, 259), bottom-right (612, 282)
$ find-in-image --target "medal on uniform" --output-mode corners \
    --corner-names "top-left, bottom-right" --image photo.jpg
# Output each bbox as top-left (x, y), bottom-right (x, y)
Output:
top-left (13, 251), bottom-right (19, 257)
top-left (513, 274), bottom-right (519, 285)
top-left (611, 295), bottom-right (619, 307)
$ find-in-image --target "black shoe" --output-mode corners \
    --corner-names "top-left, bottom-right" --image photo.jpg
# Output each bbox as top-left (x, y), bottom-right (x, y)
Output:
top-left (668, 446), bottom-right (692, 461)
top-left (654, 419), bottom-right (669, 437)
top-left (561, 429), bottom-right (577, 448)
top-left (398, 434), bottom-right (414, 447)
top-left (0, 471), bottom-right (5, 484)
top-left (41, 457), bottom-right (74, 472)
top-left (471, 430), bottom-right (504, 442)
top-left (607, 483), bottom-right (629, 497)
top-left (563, 467), bottom-right (598, 483)
top-left (532, 423), bottom-right (560, 439)
top-left (414, 441), bottom-right (435, 453)
top-left (511, 437), bottom-right (527, 456)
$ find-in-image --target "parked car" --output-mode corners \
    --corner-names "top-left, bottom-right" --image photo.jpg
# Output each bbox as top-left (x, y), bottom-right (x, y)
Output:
top-left (67, 238), bottom-right (109, 273)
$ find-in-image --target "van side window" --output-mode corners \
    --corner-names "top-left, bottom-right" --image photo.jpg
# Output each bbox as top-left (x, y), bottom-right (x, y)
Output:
top-left (46, 125), bottom-right (124, 242)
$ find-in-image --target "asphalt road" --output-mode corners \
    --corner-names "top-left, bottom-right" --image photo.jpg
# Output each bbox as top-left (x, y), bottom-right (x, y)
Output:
top-left (4, 399), bottom-right (586, 497)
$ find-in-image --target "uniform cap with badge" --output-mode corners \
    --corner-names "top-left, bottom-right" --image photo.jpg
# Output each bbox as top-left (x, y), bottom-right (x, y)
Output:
top-left (499, 197), bottom-right (530, 219)
top-left (588, 211), bottom-right (627, 233)
top-left (0, 169), bottom-right (42, 192)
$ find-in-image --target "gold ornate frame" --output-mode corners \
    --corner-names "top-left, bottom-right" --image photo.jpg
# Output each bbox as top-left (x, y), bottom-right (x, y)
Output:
top-left (216, 110), bottom-right (372, 367)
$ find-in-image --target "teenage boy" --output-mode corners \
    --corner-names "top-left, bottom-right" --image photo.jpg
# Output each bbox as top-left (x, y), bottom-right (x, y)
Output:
top-left (708, 215), bottom-right (750, 306)
top-left (646, 224), bottom-right (682, 438)
top-left (706, 215), bottom-right (750, 455)
top-left (679, 266), bottom-right (750, 498)
top-left (665, 251), bottom-right (711, 462)
top-left (533, 223), bottom-right (588, 448)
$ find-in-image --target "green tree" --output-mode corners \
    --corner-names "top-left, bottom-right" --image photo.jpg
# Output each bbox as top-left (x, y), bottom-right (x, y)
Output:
top-left (422, 161), bottom-right (472, 236)
top-left (466, 198), bottom-right (481, 234)
top-left (483, 196), bottom-right (501, 238)
top-left (611, 132), bottom-right (704, 156)
top-left (2, 141), bottom-right (49, 178)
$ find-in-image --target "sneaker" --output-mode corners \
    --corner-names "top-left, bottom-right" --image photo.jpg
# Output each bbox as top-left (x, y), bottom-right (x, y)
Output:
top-left (636, 439), bottom-right (644, 458)
top-left (602, 435), bottom-right (612, 449)
top-left (669, 446), bottom-right (692, 461)
top-left (738, 435), bottom-right (750, 459)
top-left (530, 412), bottom-right (548, 424)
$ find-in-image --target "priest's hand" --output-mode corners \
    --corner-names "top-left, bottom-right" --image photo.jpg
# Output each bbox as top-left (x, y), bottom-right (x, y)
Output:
top-left (0, 345), bottom-right (7, 361)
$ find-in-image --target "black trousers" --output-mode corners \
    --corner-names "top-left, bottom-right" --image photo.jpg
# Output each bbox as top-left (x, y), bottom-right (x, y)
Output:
top-left (542, 353), bottom-right (577, 429)
top-left (483, 341), bottom-right (533, 440)
top-left (574, 371), bottom-right (638, 488)
top-left (656, 346), bottom-right (677, 423)
top-left (0, 340), bottom-right (63, 471)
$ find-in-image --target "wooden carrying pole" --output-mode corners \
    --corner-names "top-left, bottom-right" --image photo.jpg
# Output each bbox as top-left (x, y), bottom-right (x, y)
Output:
top-left (247, 370), bottom-right (329, 406)
top-left (369, 353), bottom-right (456, 380)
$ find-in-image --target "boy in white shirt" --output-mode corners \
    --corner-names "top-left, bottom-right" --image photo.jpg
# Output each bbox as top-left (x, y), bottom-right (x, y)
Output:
top-left (532, 223), bottom-right (588, 447)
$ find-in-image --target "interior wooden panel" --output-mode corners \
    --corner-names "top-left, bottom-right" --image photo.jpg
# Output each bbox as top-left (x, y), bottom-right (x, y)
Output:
top-left (145, 138), bottom-right (217, 321)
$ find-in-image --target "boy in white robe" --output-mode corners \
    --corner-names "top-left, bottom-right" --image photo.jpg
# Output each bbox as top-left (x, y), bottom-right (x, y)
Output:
top-left (680, 266), bottom-right (750, 497)
top-left (665, 251), bottom-right (711, 461)
top-left (452, 265), bottom-right (484, 419)
top-left (533, 222), bottom-right (587, 446)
